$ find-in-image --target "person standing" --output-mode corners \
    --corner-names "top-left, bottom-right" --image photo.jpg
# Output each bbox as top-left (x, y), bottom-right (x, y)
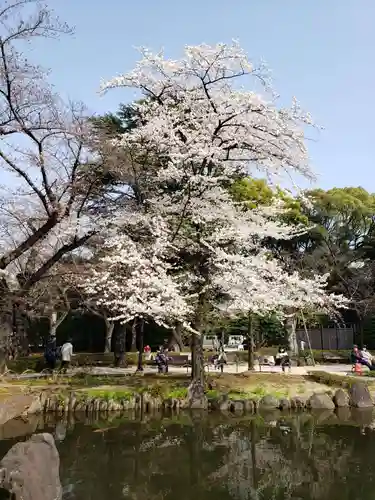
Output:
top-left (60, 339), bottom-right (73, 372)
top-left (144, 344), bottom-right (152, 361)
top-left (44, 336), bottom-right (57, 372)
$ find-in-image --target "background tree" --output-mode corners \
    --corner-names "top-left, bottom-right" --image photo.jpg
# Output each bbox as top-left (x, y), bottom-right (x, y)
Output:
top-left (0, 1), bottom-right (124, 367)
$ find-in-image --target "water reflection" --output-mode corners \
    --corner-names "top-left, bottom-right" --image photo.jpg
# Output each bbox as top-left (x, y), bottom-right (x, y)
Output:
top-left (2, 410), bottom-right (375, 500)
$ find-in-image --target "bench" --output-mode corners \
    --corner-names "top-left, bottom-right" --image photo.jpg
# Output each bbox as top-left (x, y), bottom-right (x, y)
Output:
top-left (168, 355), bottom-right (190, 367)
top-left (321, 353), bottom-right (347, 364)
top-left (147, 355), bottom-right (191, 372)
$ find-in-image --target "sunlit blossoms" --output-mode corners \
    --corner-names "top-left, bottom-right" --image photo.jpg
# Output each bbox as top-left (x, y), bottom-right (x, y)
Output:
top-left (83, 213), bottom-right (193, 328)
top-left (214, 251), bottom-right (347, 316)
top-left (101, 41), bottom-right (315, 187)
top-left (87, 41), bottom-right (347, 340)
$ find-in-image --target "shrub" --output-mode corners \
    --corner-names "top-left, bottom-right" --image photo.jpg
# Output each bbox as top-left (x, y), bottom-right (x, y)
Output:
top-left (306, 371), bottom-right (366, 388)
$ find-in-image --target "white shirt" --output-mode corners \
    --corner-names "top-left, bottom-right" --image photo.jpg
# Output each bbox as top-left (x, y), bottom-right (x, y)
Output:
top-left (361, 349), bottom-right (372, 363)
top-left (61, 342), bottom-right (73, 362)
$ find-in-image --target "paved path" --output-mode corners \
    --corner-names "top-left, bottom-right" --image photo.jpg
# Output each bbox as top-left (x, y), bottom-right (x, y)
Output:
top-left (3, 362), bottom-right (355, 380)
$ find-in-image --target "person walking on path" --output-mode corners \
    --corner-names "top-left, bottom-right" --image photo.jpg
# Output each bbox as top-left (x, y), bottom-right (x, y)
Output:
top-left (60, 339), bottom-right (73, 372)
top-left (44, 336), bottom-right (57, 372)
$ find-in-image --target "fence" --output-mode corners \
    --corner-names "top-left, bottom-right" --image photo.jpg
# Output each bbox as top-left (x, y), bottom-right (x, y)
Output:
top-left (296, 325), bottom-right (355, 351)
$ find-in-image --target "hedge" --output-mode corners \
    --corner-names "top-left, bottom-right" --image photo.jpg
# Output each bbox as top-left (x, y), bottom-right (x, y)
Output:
top-left (306, 370), bottom-right (366, 388)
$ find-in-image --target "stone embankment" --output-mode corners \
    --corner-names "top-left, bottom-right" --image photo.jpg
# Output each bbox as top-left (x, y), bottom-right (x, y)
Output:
top-left (0, 380), bottom-right (374, 424)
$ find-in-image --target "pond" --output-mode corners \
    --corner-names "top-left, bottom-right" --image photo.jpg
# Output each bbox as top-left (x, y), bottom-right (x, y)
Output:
top-left (1, 410), bottom-right (375, 500)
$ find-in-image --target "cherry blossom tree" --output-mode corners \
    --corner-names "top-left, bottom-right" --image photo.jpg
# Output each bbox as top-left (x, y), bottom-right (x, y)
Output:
top-left (0, 1), bottom-right (121, 367)
top-left (91, 42), bottom-right (347, 398)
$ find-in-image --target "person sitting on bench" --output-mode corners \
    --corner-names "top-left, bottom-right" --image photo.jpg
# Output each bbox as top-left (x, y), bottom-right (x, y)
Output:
top-left (275, 347), bottom-right (291, 372)
top-left (155, 347), bottom-right (169, 373)
top-left (352, 345), bottom-right (375, 370)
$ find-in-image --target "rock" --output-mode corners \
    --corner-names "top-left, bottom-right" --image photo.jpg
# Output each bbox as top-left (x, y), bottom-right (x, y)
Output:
top-left (244, 399), bottom-right (255, 412)
top-left (22, 396), bottom-right (42, 416)
top-left (307, 393), bottom-right (335, 410)
top-left (0, 395), bottom-right (42, 426)
top-left (219, 400), bottom-right (230, 412)
top-left (128, 398), bottom-right (136, 410)
top-left (0, 433), bottom-right (62, 500)
top-left (279, 398), bottom-right (291, 410)
top-left (99, 400), bottom-right (108, 412)
top-left (39, 392), bottom-right (48, 411)
top-left (349, 382), bottom-right (373, 408)
top-left (0, 416), bottom-right (40, 440)
top-left (230, 400), bottom-right (244, 413)
top-left (68, 393), bottom-right (76, 412)
top-left (333, 389), bottom-right (350, 407)
top-left (259, 395), bottom-right (279, 409)
top-left (187, 380), bottom-right (208, 410)
top-left (290, 396), bottom-right (308, 409)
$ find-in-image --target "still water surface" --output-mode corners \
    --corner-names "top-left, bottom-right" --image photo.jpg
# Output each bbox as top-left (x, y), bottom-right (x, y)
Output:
top-left (1, 410), bottom-right (375, 500)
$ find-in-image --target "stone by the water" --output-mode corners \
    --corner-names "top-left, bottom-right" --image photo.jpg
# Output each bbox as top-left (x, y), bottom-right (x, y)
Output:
top-left (0, 433), bottom-right (62, 500)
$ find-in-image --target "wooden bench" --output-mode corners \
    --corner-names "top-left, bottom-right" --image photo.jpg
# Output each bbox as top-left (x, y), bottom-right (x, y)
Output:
top-left (321, 353), bottom-right (348, 364)
top-left (168, 355), bottom-right (190, 367)
top-left (147, 355), bottom-right (191, 371)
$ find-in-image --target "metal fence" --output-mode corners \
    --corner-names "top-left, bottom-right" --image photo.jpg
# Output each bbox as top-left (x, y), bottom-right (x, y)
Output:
top-left (296, 326), bottom-right (355, 350)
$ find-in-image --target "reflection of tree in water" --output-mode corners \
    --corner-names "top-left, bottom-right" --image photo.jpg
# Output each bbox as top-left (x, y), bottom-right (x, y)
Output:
top-left (44, 414), bottom-right (375, 500)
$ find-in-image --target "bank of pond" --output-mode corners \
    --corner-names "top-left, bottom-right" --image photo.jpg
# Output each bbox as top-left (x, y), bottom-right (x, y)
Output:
top-left (2, 409), bottom-right (375, 500)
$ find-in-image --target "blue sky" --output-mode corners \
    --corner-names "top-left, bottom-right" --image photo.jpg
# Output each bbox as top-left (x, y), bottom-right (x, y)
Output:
top-left (32, 0), bottom-right (375, 191)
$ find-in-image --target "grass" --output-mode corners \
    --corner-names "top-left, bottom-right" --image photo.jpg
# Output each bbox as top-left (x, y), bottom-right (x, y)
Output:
top-left (307, 371), bottom-right (375, 389)
top-left (83, 388), bottom-right (135, 402)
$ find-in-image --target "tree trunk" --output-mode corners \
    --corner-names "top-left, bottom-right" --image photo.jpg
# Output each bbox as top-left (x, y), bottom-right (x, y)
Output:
top-left (114, 323), bottom-right (126, 367)
top-left (0, 312), bottom-right (12, 374)
top-left (50, 311), bottom-right (58, 338)
top-left (49, 310), bottom-right (68, 339)
top-left (171, 323), bottom-right (184, 351)
top-left (191, 332), bottom-right (204, 385)
top-left (104, 319), bottom-right (114, 353)
top-left (130, 318), bottom-right (137, 352)
top-left (247, 312), bottom-right (255, 371)
top-left (136, 317), bottom-right (144, 372)
top-left (286, 313), bottom-right (298, 355)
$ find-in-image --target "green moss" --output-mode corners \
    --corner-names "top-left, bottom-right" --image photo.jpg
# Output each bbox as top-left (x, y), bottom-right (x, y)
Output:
top-left (206, 389), bottom-right (221, 399)
top-left (83, 388), bottom-right (134, 401)
top-left (147, 383), bottom-right (165, 399)
top-left (166, 387), bottom-right (188, 399)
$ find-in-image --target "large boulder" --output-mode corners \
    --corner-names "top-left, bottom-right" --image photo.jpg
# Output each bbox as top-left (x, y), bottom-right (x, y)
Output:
top-left (0, 416), bottom-right (40, 441)
top-left (307, 393), bottom-right (335, 410)
top-left (333, 389), bottom-right (350, 407)
top-left (0, 433), bottom-right (62, 500)
top-left (349, 382), bottom-right (373, 408)
top-left (0, 395), bottom-right (42, 426)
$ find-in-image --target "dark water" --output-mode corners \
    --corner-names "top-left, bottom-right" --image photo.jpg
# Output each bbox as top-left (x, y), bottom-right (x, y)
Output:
top-left (1, 410), bottom-right (375, 500)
